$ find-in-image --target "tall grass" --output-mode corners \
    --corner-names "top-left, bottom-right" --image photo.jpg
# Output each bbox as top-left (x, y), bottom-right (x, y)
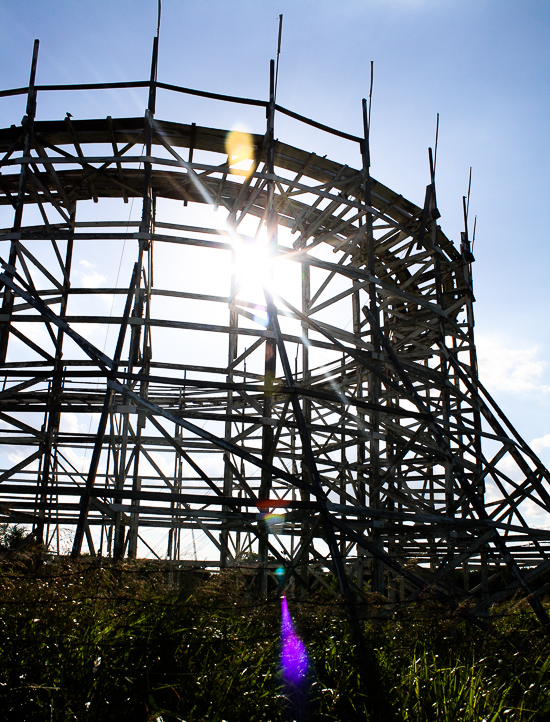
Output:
top-left (0, 557), bottom-right (548, 721)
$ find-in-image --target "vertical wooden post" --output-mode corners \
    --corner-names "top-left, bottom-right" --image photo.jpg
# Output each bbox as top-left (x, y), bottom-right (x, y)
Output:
top-left (299, 238), bottom-right (311, 586)
top-left (0, 39), bottom-right (39, 362)
top-left (221, 252), bottom-right (238, 567)
top-left (361, 95), bottom-right (383, 594)
top-left (124, 37), bottom-right (158, 559)
top-left (258, 59), bottom-right (278, 592)
top-left (35, 212), bottom-right (75, 544)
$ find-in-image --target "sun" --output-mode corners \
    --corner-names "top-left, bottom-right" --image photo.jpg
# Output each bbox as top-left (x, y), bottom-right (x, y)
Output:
top-left (230, 229), bottom-right (274, 314)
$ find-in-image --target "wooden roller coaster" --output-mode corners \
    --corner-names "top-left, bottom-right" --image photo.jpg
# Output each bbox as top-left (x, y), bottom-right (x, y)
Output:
top-left (1, 38), bottom-right (548, 624)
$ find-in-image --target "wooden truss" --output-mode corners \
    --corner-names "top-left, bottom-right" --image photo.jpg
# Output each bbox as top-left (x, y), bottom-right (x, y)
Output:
top-left (0, 40), bottom-right (548, 623)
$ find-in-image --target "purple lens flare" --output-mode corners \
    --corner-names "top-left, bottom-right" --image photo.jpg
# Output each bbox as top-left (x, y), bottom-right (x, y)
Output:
top-left (280, 596), bottom-right (308, 684)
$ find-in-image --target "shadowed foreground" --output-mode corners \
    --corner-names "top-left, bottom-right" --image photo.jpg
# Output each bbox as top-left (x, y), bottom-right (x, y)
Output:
top-left (0, 557), bottom-right (548, 721)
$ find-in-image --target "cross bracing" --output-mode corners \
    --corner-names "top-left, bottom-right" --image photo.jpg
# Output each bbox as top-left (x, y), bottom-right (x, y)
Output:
top-left (0, 40), bottom-right (549, 624)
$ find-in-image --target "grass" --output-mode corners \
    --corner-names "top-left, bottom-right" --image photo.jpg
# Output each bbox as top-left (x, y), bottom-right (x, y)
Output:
top-left (0, 556), bottom-right (548, 721)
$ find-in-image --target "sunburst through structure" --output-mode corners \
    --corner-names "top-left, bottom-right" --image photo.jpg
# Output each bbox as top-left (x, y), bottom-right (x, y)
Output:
top-left (0, 38), bottom-right (549, 626)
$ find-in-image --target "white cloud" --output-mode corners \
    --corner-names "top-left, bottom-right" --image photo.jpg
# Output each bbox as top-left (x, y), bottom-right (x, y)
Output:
top-left (495, 453), bottom-right (522, 481)
top-left (61, 446), bottom-right (100, 476)
top-left (7, 450), bottom-right (27, 465)
top-left (496, 451), bottom-right (537, 477)
top-left (516, 498), bottom-right (550, 530)
top-left (60, 413), bottom-right (81, 434)
top-left (6, 450), bottom-right (40, 472)
top-left (476, 334), bottom-right (550, 394)
top-left (7, 324), bottom-right (53, 363)
top-left (141, 451), bottom-right (172, 479)
top-left (532, 434), bottom-right (550, 454)
top-left (79, 259), bottom-right (107, 288)
top-left (71, 322), bottom-right (105, 343)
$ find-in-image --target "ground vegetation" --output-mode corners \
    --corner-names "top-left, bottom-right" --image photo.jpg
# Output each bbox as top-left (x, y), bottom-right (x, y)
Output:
top-left (0, 555), bottom-right (548, 721)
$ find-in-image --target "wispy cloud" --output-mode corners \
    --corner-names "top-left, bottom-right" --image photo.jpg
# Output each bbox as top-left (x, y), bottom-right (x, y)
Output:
top-left (79, 259), bottom-right (107, 288)
top-left (60, 413), bottom-right (81, 435)
top-left (476, 334), bottom-right (550, 394)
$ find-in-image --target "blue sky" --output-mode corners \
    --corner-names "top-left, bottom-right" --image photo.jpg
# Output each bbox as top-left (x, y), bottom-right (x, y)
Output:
top-left (1, 0), bottom-right (548, 470)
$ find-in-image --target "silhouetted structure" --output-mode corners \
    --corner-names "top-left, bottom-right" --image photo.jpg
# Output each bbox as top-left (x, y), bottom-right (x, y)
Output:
top-left (1, 39), bottom-right (548, 623)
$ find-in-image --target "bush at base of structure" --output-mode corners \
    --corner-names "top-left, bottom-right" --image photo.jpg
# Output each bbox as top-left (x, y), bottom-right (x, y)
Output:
top-left (0, 523), bottom-right (26, 550)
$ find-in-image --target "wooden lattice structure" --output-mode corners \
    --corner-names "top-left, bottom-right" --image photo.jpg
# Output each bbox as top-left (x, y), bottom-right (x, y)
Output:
top-left (1, 40), bottom-right (549, 623)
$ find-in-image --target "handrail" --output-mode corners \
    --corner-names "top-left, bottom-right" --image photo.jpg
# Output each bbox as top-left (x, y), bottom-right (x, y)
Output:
top-left (0, 79), bottom-right (362, 143)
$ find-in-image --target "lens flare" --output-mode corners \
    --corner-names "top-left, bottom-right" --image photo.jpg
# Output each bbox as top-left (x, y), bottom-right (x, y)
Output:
top-left (257, 499), bottom-right (289, 534)
top-left (260, 511), bottom-right (285, 533)
top-left (225, 129), bottom-right (254, 177)
top-left (280, 596), bottom-right (308, 684)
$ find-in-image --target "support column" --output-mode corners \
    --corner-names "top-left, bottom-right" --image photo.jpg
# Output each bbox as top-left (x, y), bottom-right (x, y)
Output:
top-left (461, 191), bottom-right (483, 592)
top-left (361, 96), bottom-right (383, 594)
top-left (299, 244), bottom-right (311, 586)
top-left (35, 211), bottom-right (75, 545)
top-left (0, 39), bottom-right (39, 362)
top-left (121, 37), bottom-right (158, 559)
top-left (352, 283), bottom-right (366, 589)
top-left (258, 59), bottom-right (278, 592)
top-left (221, 255), bottom-right (239, 567)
